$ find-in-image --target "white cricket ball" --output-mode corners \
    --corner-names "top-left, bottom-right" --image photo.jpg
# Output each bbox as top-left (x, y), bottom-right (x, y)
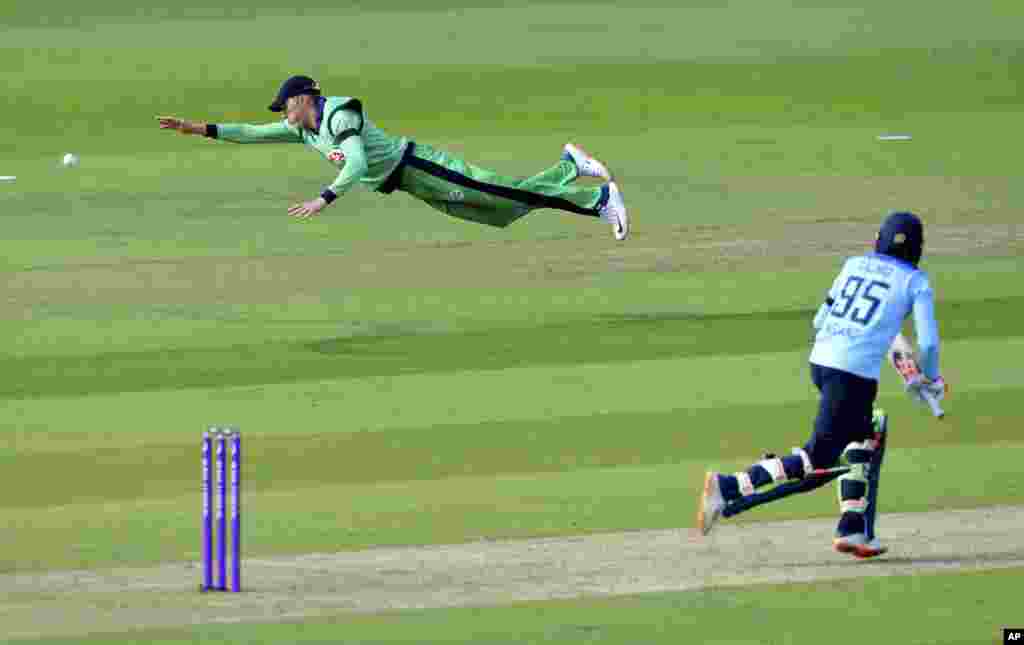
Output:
top-left (62, 153), bottom-right (80, 168)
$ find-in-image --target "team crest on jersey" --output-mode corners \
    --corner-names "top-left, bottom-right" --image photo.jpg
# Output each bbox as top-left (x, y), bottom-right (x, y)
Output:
top-left (328, 150), bottom-right (345, 163)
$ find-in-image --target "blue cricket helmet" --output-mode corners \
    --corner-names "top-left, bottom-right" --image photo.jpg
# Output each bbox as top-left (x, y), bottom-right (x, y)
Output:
top-left (269, 75), bottom-right (320, 112)
top-left (875, 211), bottom-right (924, 267)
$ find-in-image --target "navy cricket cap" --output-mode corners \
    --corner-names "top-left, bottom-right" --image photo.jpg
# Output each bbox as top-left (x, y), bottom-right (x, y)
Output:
top-left (269, 75), bottom-right (321, 112)
top-left (875, 211), bottom-right (924, 267)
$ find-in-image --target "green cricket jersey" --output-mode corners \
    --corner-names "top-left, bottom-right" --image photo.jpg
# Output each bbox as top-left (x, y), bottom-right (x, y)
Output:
top-left (211, 96), bottom-right (409, 199)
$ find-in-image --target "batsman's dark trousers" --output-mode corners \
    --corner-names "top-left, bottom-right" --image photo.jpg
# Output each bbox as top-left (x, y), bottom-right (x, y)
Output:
top-left (805, 364), bottom-right (879, 468)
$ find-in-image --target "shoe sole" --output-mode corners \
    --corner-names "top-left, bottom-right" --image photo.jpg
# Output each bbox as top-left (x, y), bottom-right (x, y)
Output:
top-left (697, 471), bottom-right (716, 536)
top-left (833, 539), bottom-right (889, 559)
top-left (566, 143), bottom-right (612, 180)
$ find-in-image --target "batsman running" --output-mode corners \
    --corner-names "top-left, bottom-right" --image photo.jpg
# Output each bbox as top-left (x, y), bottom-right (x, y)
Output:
top-left (698, 212), bottom-right (947, 558)
top-left (157, 75), bottom-right (629, 240)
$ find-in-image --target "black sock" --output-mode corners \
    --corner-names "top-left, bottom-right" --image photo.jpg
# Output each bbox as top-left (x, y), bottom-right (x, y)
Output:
top-left (836, 511), bottom-right (866, 537)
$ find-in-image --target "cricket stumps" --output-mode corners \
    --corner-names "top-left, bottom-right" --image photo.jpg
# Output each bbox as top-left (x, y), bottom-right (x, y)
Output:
top-left (202, 427), bottom-right (242, 592)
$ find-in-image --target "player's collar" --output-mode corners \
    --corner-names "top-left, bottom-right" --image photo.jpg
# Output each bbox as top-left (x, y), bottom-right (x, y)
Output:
top-left (867, 252), bottom-right (918, 270)
top-left (313, 96), bottom-right (327, 131)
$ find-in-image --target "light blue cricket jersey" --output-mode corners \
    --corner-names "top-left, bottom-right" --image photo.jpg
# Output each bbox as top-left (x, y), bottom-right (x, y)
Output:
top-left (810, 253), bottom-right (940, 381)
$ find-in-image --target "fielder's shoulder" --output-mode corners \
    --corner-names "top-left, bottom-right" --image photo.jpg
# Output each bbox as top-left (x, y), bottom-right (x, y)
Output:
top-left (323, 95), bottom-right (364, 137)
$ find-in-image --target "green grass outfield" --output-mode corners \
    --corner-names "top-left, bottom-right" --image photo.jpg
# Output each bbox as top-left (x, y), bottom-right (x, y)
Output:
top-left (2, 0), bottom-right (1022, 641)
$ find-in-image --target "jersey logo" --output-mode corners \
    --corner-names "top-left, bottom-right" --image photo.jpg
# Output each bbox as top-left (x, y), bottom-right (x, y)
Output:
top-left (449, 190), bottom-right (465, 202)
top-left (327, 150), bottom-right (345, 163)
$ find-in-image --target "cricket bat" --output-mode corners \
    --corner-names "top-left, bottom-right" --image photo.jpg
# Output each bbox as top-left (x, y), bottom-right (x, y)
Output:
top-left (888, 333), bottom-right (945, 418)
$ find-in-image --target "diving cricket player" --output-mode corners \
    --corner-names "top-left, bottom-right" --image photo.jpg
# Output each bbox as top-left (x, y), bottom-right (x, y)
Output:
top-left (158, 75), bottom-right (629, 240)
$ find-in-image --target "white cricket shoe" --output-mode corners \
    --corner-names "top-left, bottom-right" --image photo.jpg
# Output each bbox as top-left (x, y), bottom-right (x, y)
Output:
top-left (561, 143), bottom-right (612, 180)
top-left (697, 471), bottom-right (726, 536)
top-left (833, 533), bottom-right (888, 559)
top-left (598, 182), bottom-right (629, 241)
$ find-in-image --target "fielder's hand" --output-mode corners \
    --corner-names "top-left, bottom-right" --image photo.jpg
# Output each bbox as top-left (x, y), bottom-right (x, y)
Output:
top-left (288, 197), bottom-right (327, 219)
top-left (157, 116), bottom-right (204, 135)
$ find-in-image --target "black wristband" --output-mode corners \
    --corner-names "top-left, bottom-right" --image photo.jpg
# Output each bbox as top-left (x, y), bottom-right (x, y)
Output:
top-left (204, 124), bottom-right (219, 139)
top-left (320, 189), bottom-right (338, 204)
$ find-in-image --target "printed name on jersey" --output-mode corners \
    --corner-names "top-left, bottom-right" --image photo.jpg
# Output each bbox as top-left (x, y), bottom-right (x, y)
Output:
top-left (328, 150), bottom-right (345, 163)
top-left (821, 321), bottom-right (864, 339)
top-left (855, 257), bottom-right (895, 277)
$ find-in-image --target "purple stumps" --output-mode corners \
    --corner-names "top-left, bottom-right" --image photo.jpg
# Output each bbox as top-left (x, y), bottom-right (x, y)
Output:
top-left (230, 431), bottom-right (242, 592)
top-left (216, 430), bottom-right (228, 591)
top-left (201, 432), bottom-right (214, 592)
top-left (202, 426), bottom-right (242, 593)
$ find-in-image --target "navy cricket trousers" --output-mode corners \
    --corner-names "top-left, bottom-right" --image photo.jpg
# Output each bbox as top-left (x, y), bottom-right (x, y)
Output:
top-left (804, 364), bottom-right (879, 469)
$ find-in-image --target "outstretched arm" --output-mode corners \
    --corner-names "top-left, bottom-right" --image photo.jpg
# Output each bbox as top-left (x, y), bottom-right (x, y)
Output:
top-left (157, 117), bottom-right (301, 143)
top-left (324, 137), bottom-right (369, 197)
